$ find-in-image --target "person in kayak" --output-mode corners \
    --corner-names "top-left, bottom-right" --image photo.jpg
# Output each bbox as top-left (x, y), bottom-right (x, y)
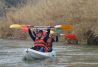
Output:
top-left (28, 28), bottom-right (50, 52)
top-left (46, 34), bottom-right (55, 52)
top-left (46, 30), bottom-right (57, 52)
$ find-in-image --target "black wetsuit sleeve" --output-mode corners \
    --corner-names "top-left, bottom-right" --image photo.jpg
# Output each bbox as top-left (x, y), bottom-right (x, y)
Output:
top-left (33, 31), bottom-right (36, 37)
top-left (44, 29), bottom-right (50, 42)
top-left (28, 29), bottom-right (36, 41)
top-left (55, 36), bottom-right (59, 42)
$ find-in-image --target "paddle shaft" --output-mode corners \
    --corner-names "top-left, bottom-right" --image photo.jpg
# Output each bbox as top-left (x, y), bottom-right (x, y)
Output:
top-left (28, 25), bottom-right (53, 28)
top-left (30, 28), bottom-right (54, 30)
top-left (10, 24), bottom-right (73, 30)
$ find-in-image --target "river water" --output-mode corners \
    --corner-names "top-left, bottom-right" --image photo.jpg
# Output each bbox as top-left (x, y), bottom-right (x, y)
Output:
top-left (0, 39), bottom-right (98, 67)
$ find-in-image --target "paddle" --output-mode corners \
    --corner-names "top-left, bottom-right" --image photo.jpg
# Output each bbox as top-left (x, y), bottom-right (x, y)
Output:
top-left (60, 33), bottom-right (78, 40)
top-left (55, 24), bottom-right (74, 30)
top-left (10, 24), bottom-right (50, 29)
top-left (10, 24), bottom-right (74, 30)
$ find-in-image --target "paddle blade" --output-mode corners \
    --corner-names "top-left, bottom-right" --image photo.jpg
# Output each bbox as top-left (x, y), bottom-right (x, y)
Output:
top-left (21, 27), bottom-right (28, 32)
top-left (54, 25), bottom-right (62, 28)
top-left (10, 24), bottom-right (22, 29)
top-left (64, 34), bottom-right (78, 40)
top-left (61, 25), bottom-right (74, 30)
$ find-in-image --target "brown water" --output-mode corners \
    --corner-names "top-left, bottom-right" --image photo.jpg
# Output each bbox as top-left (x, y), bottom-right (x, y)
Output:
top-left (0, 39), bottom-right (98, 67)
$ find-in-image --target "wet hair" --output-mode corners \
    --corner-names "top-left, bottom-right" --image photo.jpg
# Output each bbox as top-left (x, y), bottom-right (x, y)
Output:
top-left (39, 30), bottom-right (43, 33)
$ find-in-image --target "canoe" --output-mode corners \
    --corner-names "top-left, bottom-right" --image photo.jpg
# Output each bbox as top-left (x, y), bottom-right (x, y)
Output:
top-left (23, 48), bottom-right (56, 60)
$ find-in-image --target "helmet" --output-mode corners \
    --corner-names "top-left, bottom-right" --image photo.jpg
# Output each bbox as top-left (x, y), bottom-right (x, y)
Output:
top-left (38, 30), bottom-right (43, 33)
top-left (50, 30), bottom-right (55, 34)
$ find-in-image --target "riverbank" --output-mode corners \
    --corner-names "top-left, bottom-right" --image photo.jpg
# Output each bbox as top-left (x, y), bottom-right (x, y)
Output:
top-left (0, 0), bottom-right (98, 45)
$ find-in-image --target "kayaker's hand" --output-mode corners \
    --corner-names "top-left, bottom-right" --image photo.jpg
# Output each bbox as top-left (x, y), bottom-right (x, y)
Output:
top-left (48, 26), bottom-right (53, 29)
top-left (27, 25), bottom-right (34, 29)
top-left (27, 25), bottom-right (30, 28)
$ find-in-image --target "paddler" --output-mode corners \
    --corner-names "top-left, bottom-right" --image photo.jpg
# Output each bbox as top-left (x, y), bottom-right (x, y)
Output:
top-left (28, 27), bottom-right (50, 52)
top-left (46, 30), bottom-right (56, 52)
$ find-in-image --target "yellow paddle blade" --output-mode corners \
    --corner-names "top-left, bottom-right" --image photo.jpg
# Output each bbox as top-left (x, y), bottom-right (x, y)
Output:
top-left (61, 25), bottom-right (74, 30)
top-left (10, 24), bottom-right (22, 29)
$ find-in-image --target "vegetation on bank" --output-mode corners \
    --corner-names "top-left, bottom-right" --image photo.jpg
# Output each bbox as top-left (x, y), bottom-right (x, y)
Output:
top-left (0, 0), bottom-right (98, 44)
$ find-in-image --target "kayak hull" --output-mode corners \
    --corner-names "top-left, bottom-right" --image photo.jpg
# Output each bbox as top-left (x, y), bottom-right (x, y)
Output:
top-left (23, 48), bottom-right (56, 60)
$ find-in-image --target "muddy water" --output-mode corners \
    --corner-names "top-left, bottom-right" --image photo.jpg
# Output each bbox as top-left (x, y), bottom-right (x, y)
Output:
top-left (0, 39), bottom-right (98, 67)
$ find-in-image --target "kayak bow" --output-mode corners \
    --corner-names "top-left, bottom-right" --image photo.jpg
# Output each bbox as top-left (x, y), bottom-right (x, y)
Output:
top-left (23, 48), bottom-right (56, 60)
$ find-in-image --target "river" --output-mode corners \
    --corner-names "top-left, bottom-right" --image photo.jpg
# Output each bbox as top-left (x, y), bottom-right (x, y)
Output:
top-left (0, 39), bottom-right (98, 67)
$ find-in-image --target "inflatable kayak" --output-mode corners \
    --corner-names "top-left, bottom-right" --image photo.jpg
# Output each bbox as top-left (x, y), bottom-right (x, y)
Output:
top-left (23, 48), bottom-right (56, 60)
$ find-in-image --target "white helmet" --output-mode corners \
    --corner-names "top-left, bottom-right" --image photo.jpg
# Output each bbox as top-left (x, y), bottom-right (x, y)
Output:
top-left (50, 30), bottom-right (55, 34)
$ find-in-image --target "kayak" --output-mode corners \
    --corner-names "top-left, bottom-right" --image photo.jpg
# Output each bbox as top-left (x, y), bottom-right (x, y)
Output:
top-left (23, 48), bottom-right (56, 60)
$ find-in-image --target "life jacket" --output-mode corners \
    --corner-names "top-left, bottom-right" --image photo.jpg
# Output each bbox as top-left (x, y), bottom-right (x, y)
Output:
top-left (34, 37), bottom-right (49, 52)
top-left (34, 37), bottom-right (46, 47)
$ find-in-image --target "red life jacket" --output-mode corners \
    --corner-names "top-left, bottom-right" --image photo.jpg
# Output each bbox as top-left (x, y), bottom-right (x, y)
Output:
top-left (34, 37), bottom-right (49, 52)
top-left (34, 37), bottom-right (46, 47)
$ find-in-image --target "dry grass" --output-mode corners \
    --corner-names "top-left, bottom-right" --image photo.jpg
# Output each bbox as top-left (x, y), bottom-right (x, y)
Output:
top-left (0, 0), bottom-right (98, 42)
